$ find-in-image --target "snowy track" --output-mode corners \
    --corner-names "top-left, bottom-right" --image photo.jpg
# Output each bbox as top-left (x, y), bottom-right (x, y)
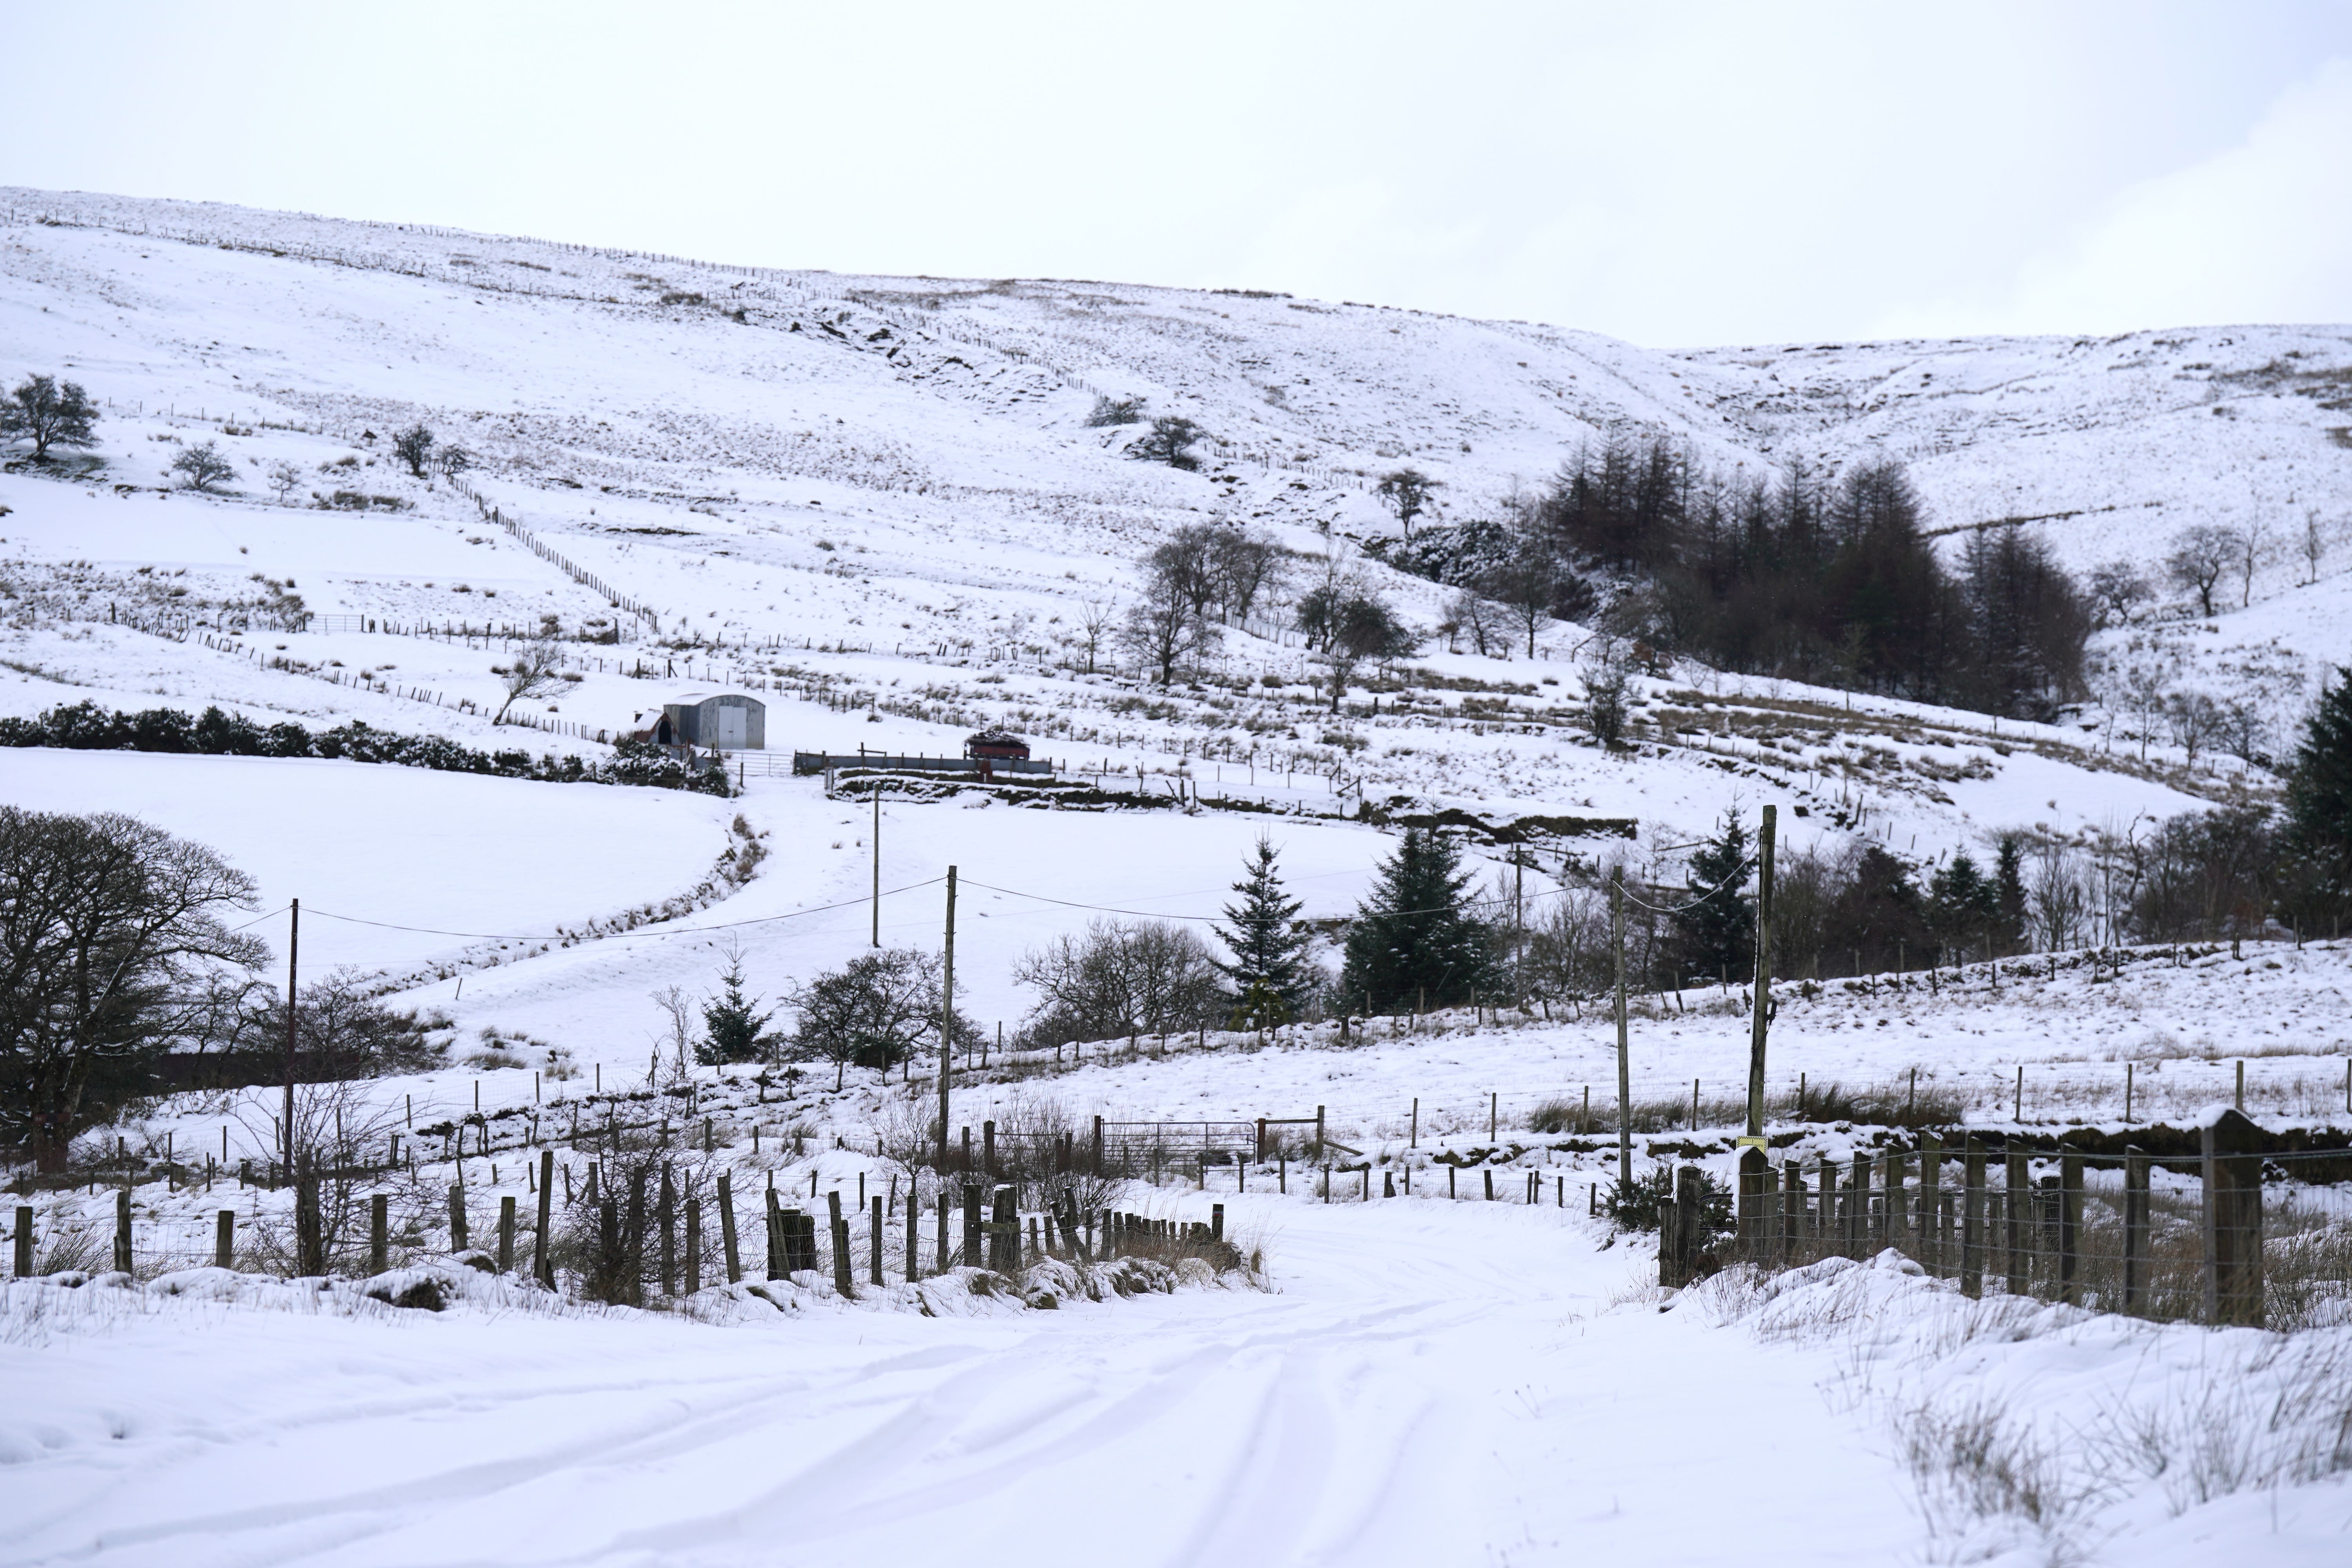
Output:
top-left (2, 1201), bottom-right (1915, 1568)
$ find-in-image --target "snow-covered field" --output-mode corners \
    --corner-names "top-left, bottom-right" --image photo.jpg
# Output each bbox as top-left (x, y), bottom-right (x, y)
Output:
top-left (5, 188), bottom-right (2351, 1564)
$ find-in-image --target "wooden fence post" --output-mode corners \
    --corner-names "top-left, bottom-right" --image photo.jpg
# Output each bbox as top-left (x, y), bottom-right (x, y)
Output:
top-left (962, 1181), bottom-right (983, 1269)
top-left (1659, 1166), bottom-right (1685, 1288)
top-left (2122, 1145), bottom-right (2149, 1313)
top-left (2004, 1151), bottom-right (2029, 1295)
top-left (989, 1186), bottom-right (1016, 1272)
top-left (684, 1194), bottom-right (701, 1292)
top-left (1781, 1161), bottom-right (1804, 1258)
top-left (370, 1194), bottom-right (388, 1273)
top-left (449, 1183), bottom-right (467, 1252)
top-left (1885, 1151), bottom-right (1910, 1257)
top-left (1918, 1132), bottom-right (1944, 1275)
top-left (827, 1191), bottom-right (855, 1299)
top-left (1676, 1164), bottom-right (1704, 1283)
top-left (717, 1172), bottom-right (741, 1284)
top-left (2057, 1156), bottom-right (2083, 1303)
top-left (499, 1196), bottom-right (517, 1275)
top-left (1736, 1147), bottom-right (1769, 1258)
top-left (907, 1192), bottom-right (921, 1280)
top-left (215, 1208), bottom-right (234, 1272)
top-left (1093, 1115), bottom-right (1105, 1174)
top-left (114, 1187), bottom-right (132, 1274)
top-left (2201, 1109), bottom-right (2265, 1327)
top-left (535, 1151), bottom-right (556, 1288)
top-left (766, 1191), bottom-right (785, 1277)
top-left (657, 1167), bottom-right (675, 1294)
top-left (15, 1205), bottom-right (33, 1277)
top-left (1847, 1152), bottom-right (1869, 1254)
top-left (1960, 1141), bottom-right (1984, 1298)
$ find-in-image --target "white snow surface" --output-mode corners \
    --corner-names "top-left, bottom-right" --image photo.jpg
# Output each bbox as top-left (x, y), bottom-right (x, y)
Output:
top-left (6, 189), bottom-right (2352, 1565)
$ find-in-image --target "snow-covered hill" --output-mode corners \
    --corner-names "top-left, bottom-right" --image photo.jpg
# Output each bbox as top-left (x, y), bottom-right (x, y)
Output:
top-left (7, 190), bottom-right (2352, 1568)
top-left (1, 186), bottom-right (2330, 1032)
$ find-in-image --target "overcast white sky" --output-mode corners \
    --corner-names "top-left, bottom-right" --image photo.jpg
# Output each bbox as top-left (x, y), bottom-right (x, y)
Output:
top-left (9, 1), bottom-right (2350, 346)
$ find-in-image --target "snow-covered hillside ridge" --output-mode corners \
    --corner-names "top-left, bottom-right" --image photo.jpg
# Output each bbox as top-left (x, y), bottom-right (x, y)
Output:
top-left (5, 187), bottom-right (2348, 574)
top-left (0, 184), bottom-right (2323, 1029)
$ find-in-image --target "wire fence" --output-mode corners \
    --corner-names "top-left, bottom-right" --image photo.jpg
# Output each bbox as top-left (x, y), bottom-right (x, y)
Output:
top-left (1654, 1114), bottom-right (2352, 1330)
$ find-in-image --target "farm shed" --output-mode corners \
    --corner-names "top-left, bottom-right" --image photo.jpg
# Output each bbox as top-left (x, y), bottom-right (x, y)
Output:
top-left (636, 691), bottom-right (765, 750)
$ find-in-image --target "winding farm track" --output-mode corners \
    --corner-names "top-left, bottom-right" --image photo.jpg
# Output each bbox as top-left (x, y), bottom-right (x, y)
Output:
top-left (1, 1197), bottom-right (1913, 1567)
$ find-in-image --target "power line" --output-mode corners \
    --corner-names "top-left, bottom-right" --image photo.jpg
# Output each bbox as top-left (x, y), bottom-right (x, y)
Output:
top-left (303, 876), bottom-right (944, 943)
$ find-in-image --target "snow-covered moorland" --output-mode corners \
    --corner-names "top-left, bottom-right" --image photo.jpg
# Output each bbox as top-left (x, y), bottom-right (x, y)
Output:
top-left (4, 188), bottom-right (2351, 1564)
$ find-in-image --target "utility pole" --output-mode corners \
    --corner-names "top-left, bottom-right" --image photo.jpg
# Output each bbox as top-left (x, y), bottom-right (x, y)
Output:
top-left (1612, 867), bottom-right (1631, 1193)
top-left (1735, 804), bottom-right (1780, 1254)
top-left (279, 899), bottom-right (301, 1174)
top-left (1512, 850), bottom-right (1525, 1009)
top-left (871, 780), bottom-right (882, 947)
top-left (936, 866), bottom-right (956, 1168)
top-left (1745, 804), bottom-right (1777, 1139)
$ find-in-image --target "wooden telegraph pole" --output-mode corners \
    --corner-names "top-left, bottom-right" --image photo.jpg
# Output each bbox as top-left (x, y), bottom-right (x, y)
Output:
top-left (1745, 804), bottom-right (1777, 1138)
top-left (1739, 805), bottom-right (1779, 1255)
top-left (1612, 867), bottom-right (1631, 1193)
top-left (871, 780), bottom-right (882, 948)
top-left (936, 866), bottom-right (957, 1167)
top-left (282, 899), bottom-right (299, 1173)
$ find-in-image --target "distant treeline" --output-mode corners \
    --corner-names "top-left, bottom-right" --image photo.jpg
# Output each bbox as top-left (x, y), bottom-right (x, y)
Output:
top-left (1381, 440), bottom-right (2093, 721)
top-left (0, 701), bottom-right (731, 796)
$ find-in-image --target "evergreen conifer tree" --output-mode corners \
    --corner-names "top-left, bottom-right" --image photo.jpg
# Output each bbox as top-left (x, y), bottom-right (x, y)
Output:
top-left (1212, 835), bottom-right (1314, 1029)
top-left (1339, 828), bottom-right (1494, 1012)
top-left (2283, 669), bottom-right (2352, 926)
top-left (1666, 810), bottom-right (1755, 985)
top-left (1993, 834), bottom-right (2030, 954)
top-left (697, 953), bottom-right (779, 1065)
top-left (1928, 852), bottom-right (2000, 959)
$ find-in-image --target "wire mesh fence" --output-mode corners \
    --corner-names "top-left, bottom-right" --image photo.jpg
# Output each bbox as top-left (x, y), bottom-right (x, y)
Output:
top-left (1653, 1112), bottom-right (2352, 1330)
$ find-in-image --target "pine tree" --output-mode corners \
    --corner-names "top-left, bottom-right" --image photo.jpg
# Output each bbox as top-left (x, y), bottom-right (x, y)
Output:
top-left (1213, 835), bottom-right (1314, 1028)
top-left (1928, 852), bottom-right (2000, 958)
top-left (1993, 834), bottom-right (2029, 954)
top-left (1339, 828), bottom-right (1495, 1013)
top-left (697, 953), bottom-right (779, 1065)
top-left (2283, 668), bottom-right (2352, 924)
top-left (1667, 810), bottom-right (1755, 985)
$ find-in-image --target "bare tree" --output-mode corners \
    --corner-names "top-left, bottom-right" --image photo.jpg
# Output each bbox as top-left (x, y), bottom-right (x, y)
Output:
top-left (0, 809), bottom-right (266, 1171)
top-left (392, 423), bottom-right (436, 478)
top-left (1073, 599), bottom-right (1114, 674)
top-left (1374, 468), bottom-right (1441, 539)
top-left (266, 461), bottom-right (304, 504)
top-left (1121, 555), bottom-right (1220, 685)
top-left (649, 985), bottom-right (696, 1086)
top-left (492, 637), bottom-right (568, 724)
top-left (2301, 508), bottom-right (2332, 586)
top-left (2231, 518), bottom-right (2266, 609)
top-left (2217, 699), bottom-right (2272, 768)
top-left (1482, 543), bottom-right (1557, 657)
top-left (2029, 844), bottom-right (2090, 953)
top-left (787, 948), bottom-right (969, 1090)
top-left (2166, 525), bottom-right (2235, 617)
top-left (1129, 415), bottom-right (1207, 471)
top-left (2164, 690), bottom-right (2223, 769)
top-left (2085, 560), bottom-right (2154, 628)
top-left (0, 374), bottom-right (100, 462)
top-left (434, 444), bottom-right (474, 481)
top-left (1085, 395), bottom-right (1142, 427)
top-left (1446, 588), bottom-right (1506, 657)
top-left (1013, 919), bottom-right (1225, 1048)
top-left (171, 440), bottom-right (236, 493)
